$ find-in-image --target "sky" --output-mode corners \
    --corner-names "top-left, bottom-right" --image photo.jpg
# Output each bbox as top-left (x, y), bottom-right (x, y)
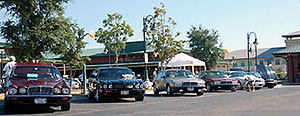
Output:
top-left (1, 0), bottom-right (300, 52)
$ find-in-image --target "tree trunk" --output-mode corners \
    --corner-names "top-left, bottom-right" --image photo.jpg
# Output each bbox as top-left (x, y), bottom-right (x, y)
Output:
top-left (115, 51), bottom-right (119, 67)
top-left (69, 66), bottom-right (73, 88)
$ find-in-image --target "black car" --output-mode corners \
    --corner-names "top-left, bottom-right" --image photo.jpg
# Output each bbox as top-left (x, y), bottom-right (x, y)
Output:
top-left (87, 67), bottom-right (145, 102)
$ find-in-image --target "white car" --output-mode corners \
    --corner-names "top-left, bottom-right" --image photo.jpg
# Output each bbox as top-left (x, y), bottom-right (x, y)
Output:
top-left (229, 71), bottom-right (248, 90)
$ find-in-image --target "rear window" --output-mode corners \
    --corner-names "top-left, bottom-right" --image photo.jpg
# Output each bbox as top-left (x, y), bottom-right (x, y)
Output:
top-left (12, 66), bottom-right (61, 79)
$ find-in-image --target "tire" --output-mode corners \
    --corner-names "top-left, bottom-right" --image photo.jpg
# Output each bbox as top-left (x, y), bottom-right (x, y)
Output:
top-left (87, 90), bottom-right (95, 99)
top-left (268, 85), bottom-right (274, 89)
top-left (166, 85), bottom-right (173, 96)
top-left (61, 102), bottom-right (71, 111)
top-left (197, 91), bottom-right (204, 96)
top-left (135, 95), bottom-right (144, 101)
top-left (4, 101), bottom-right (13, 114)
top-left (237, 81), bottom-right (243, 90)
top-left (231, 86), bottom-right (236, 92)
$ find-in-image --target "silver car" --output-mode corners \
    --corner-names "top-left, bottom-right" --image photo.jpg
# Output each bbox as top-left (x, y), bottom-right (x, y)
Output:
top-left (153, 69), bottom-right (206, 96)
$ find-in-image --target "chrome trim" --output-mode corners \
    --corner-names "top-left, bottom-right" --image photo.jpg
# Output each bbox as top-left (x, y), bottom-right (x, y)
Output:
top-left (28, 86), bottom-right (53, 95)
top-left (6, 95), bottom-right (72, 98)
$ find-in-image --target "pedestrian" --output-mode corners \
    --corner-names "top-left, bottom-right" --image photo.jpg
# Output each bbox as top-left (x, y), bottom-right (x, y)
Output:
top-left (3, 56), bottom-right (16, 76)
top-left (152, 68), bottom-right (158, 82)
top-left (78, 71), bottom-right (83, 88)
top-left (246, 75), bottom-right (256, 92)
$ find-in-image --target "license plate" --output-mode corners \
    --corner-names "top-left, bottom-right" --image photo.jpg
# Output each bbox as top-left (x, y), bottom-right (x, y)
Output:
top-left (121, 90), bottom-right (129, 95)
top-left (34, 98), bottom-right (47, 104)
top-left (187, 87), bottom-right (194, 91)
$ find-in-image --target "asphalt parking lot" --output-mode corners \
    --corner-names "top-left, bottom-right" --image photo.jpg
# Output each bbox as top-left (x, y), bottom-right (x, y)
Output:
top-left (0, 85), bottom-right (300, 116)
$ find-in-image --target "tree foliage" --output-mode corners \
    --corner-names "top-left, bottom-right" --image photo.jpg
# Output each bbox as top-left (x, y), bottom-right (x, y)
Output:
top-left (187, 25), bottom-right (224, 69)
top-left (146, 2), bottom-right (185, 70)
top-left (0, 0), bottom-right (74, 62)
top-left (95, 13), bottom-right (134, 66)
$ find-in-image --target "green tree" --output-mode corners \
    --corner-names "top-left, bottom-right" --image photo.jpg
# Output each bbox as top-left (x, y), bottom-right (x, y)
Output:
top-left (0, 0), bottom-right (74, 62)
top-left (59, 24), bottom-right (90, 78)
top-left (95, 13), bottom-right (134, 67)
top-left (146, 3), bottom-right (185, 70)
top-left (187, 25), bottom-right (224, 69)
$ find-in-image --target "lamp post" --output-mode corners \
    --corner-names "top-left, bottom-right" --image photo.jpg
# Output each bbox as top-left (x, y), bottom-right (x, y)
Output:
top-left (247, 32), bottom-right (257, 72)
top-left (253, 38), bottom-right (258, 72)
top-left (142, 15), bottom-right (156, 81)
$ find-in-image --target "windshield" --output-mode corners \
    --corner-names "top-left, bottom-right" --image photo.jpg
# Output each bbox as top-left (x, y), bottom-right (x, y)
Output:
top-left (98, 69), bottom-right (134, 80)
top-left (205, 71), bottom-right (226, 78)
top-left (12, 66), bottom-right (61, 79)
top-left (166, 70), bottom-right (194, 78)
top-left (230, 72), bottom-right (246, 77)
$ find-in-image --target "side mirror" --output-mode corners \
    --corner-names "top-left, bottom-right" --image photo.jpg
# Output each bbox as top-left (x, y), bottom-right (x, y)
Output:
top-left (63, 75), bottom-right (70, 80)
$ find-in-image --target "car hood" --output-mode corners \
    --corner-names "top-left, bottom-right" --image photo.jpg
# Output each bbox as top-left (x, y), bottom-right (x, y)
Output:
top-left (208, 77), bottom-right (236, 81)
top-left (100, 79), bottom-right (142, 84)
top-left (169, 78), bottom-right (204, 83)
top-left (9, 78), bottom-right (62, 87)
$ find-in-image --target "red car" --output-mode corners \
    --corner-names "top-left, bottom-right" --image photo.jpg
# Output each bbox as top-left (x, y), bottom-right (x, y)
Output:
top-left (3, 63), bottom-right (72, 113)
top-left (198, 71), bottom-right (238, 92)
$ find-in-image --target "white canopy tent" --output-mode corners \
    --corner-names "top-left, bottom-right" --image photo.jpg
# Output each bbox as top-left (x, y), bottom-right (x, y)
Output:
top-left (160, 53), bottom-right (206, 74)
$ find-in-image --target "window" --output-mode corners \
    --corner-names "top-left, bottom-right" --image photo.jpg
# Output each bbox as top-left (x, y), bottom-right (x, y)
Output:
top-left (275, 59), bottom-right (280, 65)
top-left (249, 61), bottom-right (253, 67)
top-left (233, 61), bottom-right (238, 67)
top-left (241, 61), bottom-right (245, 67)
top-left (259, 60), bottom-right (264, 65)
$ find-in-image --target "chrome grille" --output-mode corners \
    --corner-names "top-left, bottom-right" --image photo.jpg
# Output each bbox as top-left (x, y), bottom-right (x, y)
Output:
top-left (221, 81), bottom-right (232, 84)
top-left (183, 82), bottom-right (198, 86)
top-left (28, 87), bottom-right (53, 95)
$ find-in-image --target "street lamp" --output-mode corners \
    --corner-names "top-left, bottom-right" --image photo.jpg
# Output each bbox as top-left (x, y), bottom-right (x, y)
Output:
top-left (143, 15), bottom-right (156, 81)
top-left (247, 32), bottom-right (257, 72)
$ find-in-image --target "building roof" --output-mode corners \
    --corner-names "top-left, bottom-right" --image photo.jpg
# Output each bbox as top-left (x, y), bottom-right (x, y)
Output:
top-left (257, 47), bottom-right (286, 58)
top-left (224, 48), bottom-right (269, 60)
top-left (282, 30), bottom-right (300, 38)
top-left (273, 45), bottom-right (300, 56)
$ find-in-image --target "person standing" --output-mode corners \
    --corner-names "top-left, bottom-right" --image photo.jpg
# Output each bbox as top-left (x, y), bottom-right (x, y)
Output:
top-left (3, 56), bottom-right (16, 76)
top-left (247, 75), bottom-right (256, 92)
top-left (152, 68), bottom-right (158, 82)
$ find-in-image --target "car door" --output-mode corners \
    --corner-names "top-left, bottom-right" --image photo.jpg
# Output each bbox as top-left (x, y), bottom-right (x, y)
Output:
top-left (157, 71), bottom-right (166, 90)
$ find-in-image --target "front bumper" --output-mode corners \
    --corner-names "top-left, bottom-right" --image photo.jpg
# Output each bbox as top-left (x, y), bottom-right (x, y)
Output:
top-left (212, 84), bottom-right (237, 90)
top-left (171, 86), bottom-right (205, 93)
top-left (5, 95), bottom-right (72, 105)
top-left (98, 89), bottom-right (145, 98)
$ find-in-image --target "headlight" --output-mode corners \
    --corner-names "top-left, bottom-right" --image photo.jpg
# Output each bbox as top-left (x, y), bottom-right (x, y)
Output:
top-left (175, 82), bottom-right (182, 86)
top-left (19, 87), bottom-right (26, 94)
top-left (214, 81), bottom-right (221, 85)
top-left (232, 81), bottom-right (238, 84)
top-left (62, 88), bottom-right (70, 94)
top-left (135, 84), bottom-right (140, 89)
top-left (54, 87), bottom-right (61, 94)
top-left (103, 84), bottom-right (108, 89)
top-left (8, 87), bottom-right (17, 95)
top-left (108, 84), bottom-right (113, 89)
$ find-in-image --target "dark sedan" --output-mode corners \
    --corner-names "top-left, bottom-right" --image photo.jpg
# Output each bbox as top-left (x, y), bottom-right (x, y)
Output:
top-left (198, 71), bottom-right (238, 92)
top-left (88, 67), bottom-right (145, 102)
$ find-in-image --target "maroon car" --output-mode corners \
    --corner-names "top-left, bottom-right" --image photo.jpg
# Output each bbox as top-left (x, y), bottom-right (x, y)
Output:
top-left (3, 63), bottom-right (72, 113)
top-left (198, 71), bottom-right (238, 92)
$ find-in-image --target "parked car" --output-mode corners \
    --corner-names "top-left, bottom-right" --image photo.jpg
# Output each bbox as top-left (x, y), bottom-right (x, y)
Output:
top-left (229, 71), bottom-right (248, 90)
top-left (153, 69), bottom-right (206, 96)
top-left (87, 67), bottom-right (145, 102)
top-left (198, 71), bottom-right (238, 92)
top-left (246, 72), bottom-right (265, 89)
top-left (3, 63), bottom-right (72, 113)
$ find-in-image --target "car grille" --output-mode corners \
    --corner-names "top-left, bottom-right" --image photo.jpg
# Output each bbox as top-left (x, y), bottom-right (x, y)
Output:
top-left (221, 81), bottom-right (232, 84)
top-left (255, 80), bottom-right (262, 82)
top-left (28, 87), bottom-right (53, 95)
top-left (113, 84), bottom-right (134, 89)
top-left (183, 82), bottom-right (198, 86)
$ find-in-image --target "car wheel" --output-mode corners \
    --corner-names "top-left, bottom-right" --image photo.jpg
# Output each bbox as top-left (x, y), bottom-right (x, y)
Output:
top-left (197, 91), bottom-right (204, 96)
top-left (61, 102), bottom-right (71, 111)
top-left (166, 85), bottom-right (173, 96)
top-left (87, 90), bottom-right (95, 99)
top-left (4, 101), bottom-right (13, 114)
top-left (206, 83), bottom-right (213, 92)
top-left (135, 95), bottom-right (144, 101)
top-left (237, 81), bottom-right (243, 90)
top-left (231, 86), bottom-right (236, 92)
top-left (268, 85), bottom-right (274, 89)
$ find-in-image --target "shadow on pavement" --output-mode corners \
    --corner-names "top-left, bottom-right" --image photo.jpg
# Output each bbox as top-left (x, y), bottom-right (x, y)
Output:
top-left (71, 94), bottom-right (137, 104)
